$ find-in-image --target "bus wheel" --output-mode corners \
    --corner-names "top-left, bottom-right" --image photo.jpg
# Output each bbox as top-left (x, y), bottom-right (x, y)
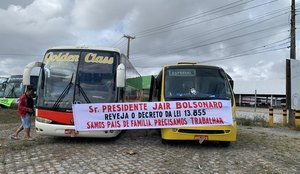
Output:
top-left (161, 139), bottom-right (171, 145)
top-left (219, 141), bottom-right (231, 147)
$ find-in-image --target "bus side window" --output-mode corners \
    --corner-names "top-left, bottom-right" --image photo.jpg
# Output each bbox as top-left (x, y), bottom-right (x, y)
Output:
top-left (156, 72), bottom-right (162, 101)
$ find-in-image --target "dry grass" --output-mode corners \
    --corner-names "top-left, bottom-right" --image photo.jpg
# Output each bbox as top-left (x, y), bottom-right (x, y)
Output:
top-left (0, 107), bottom-right (19, 124)
top-left (236, 116), bottom-right (268, 127)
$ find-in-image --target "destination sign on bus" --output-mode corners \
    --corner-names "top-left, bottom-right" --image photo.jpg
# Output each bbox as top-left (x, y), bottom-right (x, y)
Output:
top-left (168, 69), bottom-right (196, 76)
top-left (44, 52), bottom-right (114, 65)
top-left (44, 52), bottom-right (79, 64)
top-left (85, 53), bottom-right (114, 64)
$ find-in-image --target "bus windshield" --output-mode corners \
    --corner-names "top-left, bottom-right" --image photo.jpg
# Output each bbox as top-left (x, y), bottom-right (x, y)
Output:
top-left (3, 78), bottom-right (23, 98)
top-left (0, 77), bottom-right (8, 97)
top-left (164, 67), bottom-right (232, 101)
top-left (37, 50), bottom-right (118, 110)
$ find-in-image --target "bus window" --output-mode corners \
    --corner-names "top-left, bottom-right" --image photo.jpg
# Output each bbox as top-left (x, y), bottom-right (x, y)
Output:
top-left (75, 51), bottom-right (116, 104)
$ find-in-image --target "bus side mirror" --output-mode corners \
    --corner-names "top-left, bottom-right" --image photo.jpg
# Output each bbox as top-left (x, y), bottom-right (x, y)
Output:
top-left (229, 79), bottom-right (234, 90)
top-left (116, 63), bottom-right (125, 88)
top-left (41, 68), bottom-right (45, 89)
top-left (226, 73), bottom-right (234, 90)
top-left (23, 61), bottom-right (43, 85)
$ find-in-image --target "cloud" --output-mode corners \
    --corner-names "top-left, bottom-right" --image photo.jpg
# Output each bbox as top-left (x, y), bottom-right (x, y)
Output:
top-left (0, 0), bottom-right (34, 9)
top-left (0, 58), bottom-right (24, 75)
top-left (0, 0), bottom-right (295, 82)
top-left (0, 0), bottom-right (75, 68)
top-left (71, 0), bottom-right (135, 30)
top-left (127, 0), bottom-right (291, 81)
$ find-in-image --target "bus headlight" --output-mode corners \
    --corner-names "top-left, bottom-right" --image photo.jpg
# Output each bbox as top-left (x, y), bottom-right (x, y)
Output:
top-left (36, 116), bottom-right (52, 124)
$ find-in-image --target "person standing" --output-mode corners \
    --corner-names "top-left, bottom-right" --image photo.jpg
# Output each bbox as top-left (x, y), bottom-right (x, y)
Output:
top-left (11, 86), bottom-right (34, 141)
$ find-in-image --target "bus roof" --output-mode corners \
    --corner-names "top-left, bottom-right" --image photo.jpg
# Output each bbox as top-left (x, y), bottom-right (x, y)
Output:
top-left (0, 76), bottom-right (9, 78)
top-left (47, 46), bottom-right (122, 54)
top-left (9, 75), bottom-right (23, 79)
top-left (164, 62), bottom-right (223, 70)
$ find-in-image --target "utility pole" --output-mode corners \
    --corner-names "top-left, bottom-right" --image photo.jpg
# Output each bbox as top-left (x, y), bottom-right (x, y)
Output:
top-left (287, 0), bottom-right (296, 125)
top-left (123, 35), bottom-right (135, 58)
top-left (254, 90), bottom-right (257, 112)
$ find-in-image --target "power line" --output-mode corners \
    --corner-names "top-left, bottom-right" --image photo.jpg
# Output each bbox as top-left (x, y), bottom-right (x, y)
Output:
top-left (131, 0), bottom-right (296, 68)
top-left (176, 35), bottom-right (290, 62)
top-left (112, 1), bottom-right (254, 48)
top-left (178, 37), bottom-right (290, 63)
top-left (135, 0), bottom-right (299, 38)
top-left (165, 8), bottom-right (289, 45)
top-left (110, 37), bottom-right (124, 47)
top-left (132, 23), bottom-right (288, 60)
top-left (143, 38), bottom-right (290, 65)
top-left (197, 38), bottom-right (290, 63)
top-left (134, 0), bottom-right (255, 36)
top-left (132, 10), bottom-right (289, 55)
top-left (167, 23), bottom-right (288, 55)
top-left (118, 41), bottom-right (127, 49)
top-left (134, 46), bottom-right (287, 68)
top-left (199, 47), bottom-right (288, 64)
top-left (134, 0), bottom-right (279, 38)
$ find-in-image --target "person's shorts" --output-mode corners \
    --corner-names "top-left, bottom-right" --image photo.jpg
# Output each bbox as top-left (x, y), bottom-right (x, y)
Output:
top-left (21, 113), bottom-right (32, 129)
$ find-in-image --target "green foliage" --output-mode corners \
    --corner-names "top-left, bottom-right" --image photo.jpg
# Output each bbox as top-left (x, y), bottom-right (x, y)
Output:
top-left (236, 115), bottom-right (268, 127)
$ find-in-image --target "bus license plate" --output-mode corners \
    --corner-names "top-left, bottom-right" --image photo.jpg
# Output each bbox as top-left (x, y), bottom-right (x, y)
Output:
top-left (194, 135), bottom-right (208, 141)
top-left (65, 129), bottom-right (79, 135)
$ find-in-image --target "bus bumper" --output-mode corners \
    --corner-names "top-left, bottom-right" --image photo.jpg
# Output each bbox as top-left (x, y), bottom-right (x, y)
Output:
top-left (161, 122), bottom-right (237, 142)
top-left (35, 120), bottom-right (121, 138)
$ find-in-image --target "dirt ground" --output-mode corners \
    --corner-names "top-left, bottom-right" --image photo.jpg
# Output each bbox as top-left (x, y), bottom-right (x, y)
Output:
top-left (0, 108), bottom-right (19, 124)
top-left (0, 107), bottom-right (299, 173)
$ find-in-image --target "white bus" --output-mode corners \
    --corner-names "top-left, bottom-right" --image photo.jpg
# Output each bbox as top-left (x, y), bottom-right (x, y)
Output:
top-left (23, 46), bottom-right (141, 137)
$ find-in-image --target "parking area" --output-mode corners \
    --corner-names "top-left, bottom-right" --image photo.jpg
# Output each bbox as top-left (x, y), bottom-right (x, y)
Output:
top-left (0, 122), bottom-right (299, 174)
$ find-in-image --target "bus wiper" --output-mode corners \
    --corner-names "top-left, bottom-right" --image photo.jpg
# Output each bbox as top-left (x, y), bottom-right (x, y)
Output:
top-left (167, 97), bottom-right (193, 100)
top-left (52, 73), bottom-right (74, 110)
top-left (196, 96), bottom-right (230, 100)
top-left (76, 82), bottom-right (91, 103)
top-left (168, 96), bottom-right (230, 101)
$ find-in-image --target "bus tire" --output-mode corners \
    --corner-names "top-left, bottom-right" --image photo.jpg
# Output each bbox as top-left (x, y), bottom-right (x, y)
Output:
top-left (161, 139), bottom-right (171, 145)
top-left (219, 141), bottom-right (231, 147)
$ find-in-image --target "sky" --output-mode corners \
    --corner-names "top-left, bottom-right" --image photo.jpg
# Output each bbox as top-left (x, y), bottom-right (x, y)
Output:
top-left (0, 0), bottom-right (299, 81)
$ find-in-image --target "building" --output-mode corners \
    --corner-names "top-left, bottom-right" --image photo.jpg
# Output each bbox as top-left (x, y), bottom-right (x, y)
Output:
top-left (234, 80), bottom-right (285, 108)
